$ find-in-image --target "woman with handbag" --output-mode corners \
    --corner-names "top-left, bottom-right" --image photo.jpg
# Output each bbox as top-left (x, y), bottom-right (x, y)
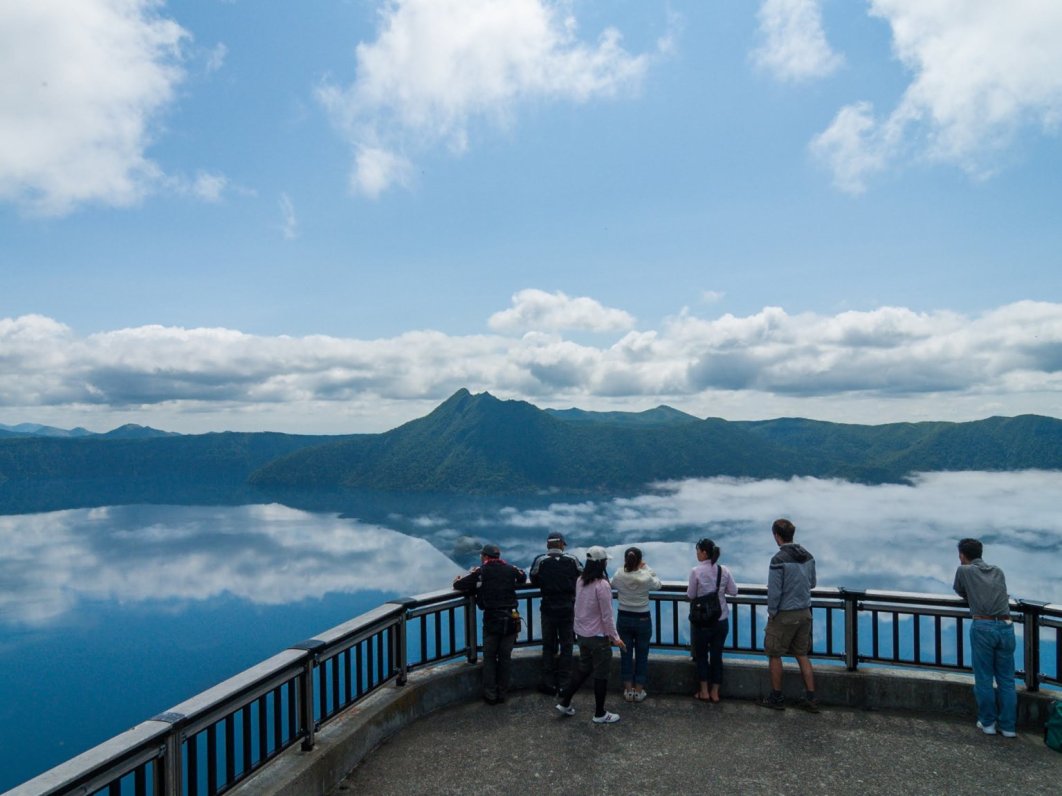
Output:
top-left (611, 546), bottom-right (661, 702)
top-left (555, 546), bottom-right (627, 723)
top-left (688, 538), bottom-right (738, 703)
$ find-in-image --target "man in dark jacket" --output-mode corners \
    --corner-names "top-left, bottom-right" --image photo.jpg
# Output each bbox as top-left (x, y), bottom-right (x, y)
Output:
top-left (953, 537), bottom-right (1016, 737)
top-left (453, 543), bottom-right (527, 704)
top-left (759, 518), bottom-right (819, 713)
top-left (529, 531), bottom-right (582, 695)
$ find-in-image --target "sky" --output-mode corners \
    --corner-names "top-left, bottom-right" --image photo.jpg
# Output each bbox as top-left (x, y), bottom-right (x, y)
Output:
top-left (2, 0), bottom-right (1061, 434)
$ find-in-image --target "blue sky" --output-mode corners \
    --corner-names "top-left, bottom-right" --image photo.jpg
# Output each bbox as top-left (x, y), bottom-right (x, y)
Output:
top-left (1, 0), bottom-right (1061, 433)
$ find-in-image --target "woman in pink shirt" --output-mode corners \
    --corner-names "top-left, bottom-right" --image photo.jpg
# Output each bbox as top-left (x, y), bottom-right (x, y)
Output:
top-left (688, 538), bottom-right (738, 703)
top-left (555, 546), bottom-right (627, 723)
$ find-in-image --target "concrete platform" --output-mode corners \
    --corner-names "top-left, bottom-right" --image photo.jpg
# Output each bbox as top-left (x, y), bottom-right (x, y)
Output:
top-left (230, 651), bottom-right (1062, 796)
top-left (335, 692), bottom-right (1060, 796)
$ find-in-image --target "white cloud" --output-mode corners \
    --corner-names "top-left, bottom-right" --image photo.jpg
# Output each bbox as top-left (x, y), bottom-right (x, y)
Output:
top-left (813, 0), bottom-right (1062, 192)
top-left (279, 192), bottom-right (297, 239)
top-left (0, 0), bottom-right (188, 215)
top-left (701, 290), bottom-right (725, 304)
top-left (205, 42), bottom-right (227, 73)
top-left (192, 171), bottom-right (228, 202)
top-left (317, 0), bottom-right (658, 197)
top-left (488, 289), bottom-right (636, 334)
top-left (752, 0), bottom-right (843, 82)
top-left (2, 300), bottom-right (1062, 431)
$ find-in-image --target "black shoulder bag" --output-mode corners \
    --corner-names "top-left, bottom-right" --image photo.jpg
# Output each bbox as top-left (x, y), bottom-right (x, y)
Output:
top-left (689, 564), bottom-right (726, 628)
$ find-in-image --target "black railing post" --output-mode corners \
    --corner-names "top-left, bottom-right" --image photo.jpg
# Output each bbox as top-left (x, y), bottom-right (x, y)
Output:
top-left (150, 711), bottom-right (185, 796)
top-left (1017, 599), bottom-right (1046, 692)
top-left (463, 593), bottom-right (479, 664)
top-left (289, 639), bottom-right (326, 751)
top-left (388, 597), bottom-right (418, 686)
top-left (840, 588), bottom-right (864, 671)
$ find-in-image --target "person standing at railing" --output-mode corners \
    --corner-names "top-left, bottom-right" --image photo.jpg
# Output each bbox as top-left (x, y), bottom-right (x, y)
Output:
top-left (687, 538), bottom-right (738, 703)
top-left (953, 537), bottom-right (1018, 739)
top-left (555, 546), bottom-right (626, 724)
top-left (453, 543), bottom-right (527, 705)
top-left (612, 546), bottom-right (662, 703)
top-left (759, 518), bottom-right (820, 713)
top-left (529, 531), bottom-right (583, 697)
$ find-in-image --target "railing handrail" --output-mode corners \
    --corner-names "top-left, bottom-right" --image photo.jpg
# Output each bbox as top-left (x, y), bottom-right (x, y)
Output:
top-left (8, 583), bottom-right (1059, 796)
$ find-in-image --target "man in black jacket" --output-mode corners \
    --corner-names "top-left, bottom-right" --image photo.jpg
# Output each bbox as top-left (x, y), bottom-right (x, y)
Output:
top-left (529, 531), bottom-right (582, 696)
top-left (454, 543), bottom-right (527, 704)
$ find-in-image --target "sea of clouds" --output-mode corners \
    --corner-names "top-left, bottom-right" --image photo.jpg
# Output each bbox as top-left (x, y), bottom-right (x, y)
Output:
top-left (2, 470), bottom-right (1057, 627)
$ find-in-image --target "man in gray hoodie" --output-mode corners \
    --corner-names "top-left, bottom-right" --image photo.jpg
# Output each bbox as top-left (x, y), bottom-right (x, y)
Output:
top-left (953, 538), bottom-right (1017, 737)
top-left (759, 518), bottom-right (819, 712)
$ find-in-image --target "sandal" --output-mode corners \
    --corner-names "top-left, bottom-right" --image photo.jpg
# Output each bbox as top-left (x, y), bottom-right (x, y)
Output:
top-left (693, 693), bottom-right (712, 702)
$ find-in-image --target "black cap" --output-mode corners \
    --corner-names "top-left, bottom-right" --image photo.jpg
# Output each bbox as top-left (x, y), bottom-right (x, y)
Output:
top-left (480, 543), bottom-right (501, 558)
top-left (546, 531), bottom-right (566, 545)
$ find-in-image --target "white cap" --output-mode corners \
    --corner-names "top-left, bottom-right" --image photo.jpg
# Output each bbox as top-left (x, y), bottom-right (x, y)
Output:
top-left (586, 545), bottom-right (611, 561)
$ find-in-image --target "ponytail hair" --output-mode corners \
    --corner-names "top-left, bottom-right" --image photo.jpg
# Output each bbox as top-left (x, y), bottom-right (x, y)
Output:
top-left (623, 546), bottom-right (642, 572)
top-left (697, 537), bottom-right (721, 564)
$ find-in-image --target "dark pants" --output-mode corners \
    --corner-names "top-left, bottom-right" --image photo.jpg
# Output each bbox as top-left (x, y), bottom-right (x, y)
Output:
top-left (560, 636), bottom-right (612, 717)
top-left (482, 631), bottom-right (517, 700)
top-left (692, 618), bottom-right (730, 685)
top-left (539, 611), bottom-right (574, 691)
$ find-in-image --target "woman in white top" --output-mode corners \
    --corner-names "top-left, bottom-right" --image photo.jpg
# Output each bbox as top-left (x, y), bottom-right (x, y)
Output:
top-left (687, 538), bottom-right (738, 702)
top-left (611, 546), bottom-right (662, 702)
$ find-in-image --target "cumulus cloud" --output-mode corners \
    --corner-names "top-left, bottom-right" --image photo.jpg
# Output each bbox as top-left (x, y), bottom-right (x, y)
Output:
top-left (752, 0), bottom-right (843, 82)
top-left (2, 300), bottom-right (1062, 430)
top-left (317, 0), bottom-right (659, 197)
top-left (812, 0), bottom-right (1062, 192)
top-left (0, 0), bottom-right (188, 215)
top-left (488, 289), bottom-right (636, 334)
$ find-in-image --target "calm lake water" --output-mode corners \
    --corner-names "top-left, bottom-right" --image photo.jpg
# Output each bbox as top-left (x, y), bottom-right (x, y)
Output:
top-left (2, 471), bottom-right (1060, 789)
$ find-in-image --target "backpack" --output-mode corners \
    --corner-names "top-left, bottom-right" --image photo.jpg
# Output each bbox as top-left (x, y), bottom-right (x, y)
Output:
top-left (1046, 700), bottom-right (1062, 752)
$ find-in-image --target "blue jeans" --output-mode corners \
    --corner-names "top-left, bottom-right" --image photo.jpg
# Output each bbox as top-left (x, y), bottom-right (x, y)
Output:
top-left (617, 611), bottom-right (652, 686)
top-left (970, 619), bottom-right (1017, 732)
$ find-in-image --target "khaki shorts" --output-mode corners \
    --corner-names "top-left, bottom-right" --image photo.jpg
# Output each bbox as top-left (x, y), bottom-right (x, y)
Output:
top-left (764, 609), bottom-right (813, 657)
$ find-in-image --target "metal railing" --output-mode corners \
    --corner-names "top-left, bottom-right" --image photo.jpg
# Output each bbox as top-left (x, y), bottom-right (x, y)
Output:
top-left (10, 584), bottom-right (1060, 796)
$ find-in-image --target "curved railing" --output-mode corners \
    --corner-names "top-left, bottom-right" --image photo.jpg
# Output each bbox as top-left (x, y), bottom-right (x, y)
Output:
top-left (9, 585), bottom-right (1061, 796)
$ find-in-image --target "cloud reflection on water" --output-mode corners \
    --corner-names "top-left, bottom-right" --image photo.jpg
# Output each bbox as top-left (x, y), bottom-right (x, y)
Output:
top-left (0, 504), bottom-right (458, 626)
top-left (481, 472), bottom-right (1062, 603)
top-left (1, 471), bottom-right (1058, 627)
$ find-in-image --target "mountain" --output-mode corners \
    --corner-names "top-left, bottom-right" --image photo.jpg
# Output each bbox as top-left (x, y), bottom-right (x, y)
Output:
top-left (545, 405), bottom-right (700, 427)
top-left (250, 390), bottom-right (843, 493)
top-left (99, 424), bottom-right (181, 439)
top-left (0, 423), bottom-right (95, 438)
top-left (3, 391), bottom-right (1060, 508)
top-left (251, 390), bottom-right (1062, 495)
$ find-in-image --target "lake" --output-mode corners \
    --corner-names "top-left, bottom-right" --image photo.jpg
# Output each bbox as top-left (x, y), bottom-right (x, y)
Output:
top-left (2, 470), bottom-right (1060, 790)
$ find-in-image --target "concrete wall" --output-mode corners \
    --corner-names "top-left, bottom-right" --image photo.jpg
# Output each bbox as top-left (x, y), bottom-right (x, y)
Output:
top-left (230, 651), bottom-right (1057, 796)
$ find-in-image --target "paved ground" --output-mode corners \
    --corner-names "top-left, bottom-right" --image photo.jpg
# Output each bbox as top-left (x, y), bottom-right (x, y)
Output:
top-left (333, 691), bottom-right (1061, 796)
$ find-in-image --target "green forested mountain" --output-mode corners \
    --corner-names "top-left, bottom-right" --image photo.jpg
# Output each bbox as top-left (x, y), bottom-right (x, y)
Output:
top-left (2, 390), bottom-right (1060, 509)
top-left (249, 389), bottom-right (1062, 494)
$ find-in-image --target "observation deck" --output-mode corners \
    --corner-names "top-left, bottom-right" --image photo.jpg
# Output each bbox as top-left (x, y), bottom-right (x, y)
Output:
top-left (8, 584), bottom-right (1062, 795)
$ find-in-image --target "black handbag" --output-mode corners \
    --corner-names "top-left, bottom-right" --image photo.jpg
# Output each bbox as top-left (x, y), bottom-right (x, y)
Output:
top-left (689, 564), bottom-right (726, 627)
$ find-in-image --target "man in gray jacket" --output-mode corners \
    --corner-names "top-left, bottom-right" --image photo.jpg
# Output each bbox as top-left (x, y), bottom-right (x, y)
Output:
top-left (953, 538), bottom-right (1016, 737)
top-left (759, 518), bottom-right (819, 712)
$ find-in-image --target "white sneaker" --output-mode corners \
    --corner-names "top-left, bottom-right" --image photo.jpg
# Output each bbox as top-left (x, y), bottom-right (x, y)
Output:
top-left (633, 690), bottom-right (647, 702)
top-left (1001, 729), bottom-right (1017, 738)
top-left (977, 721), bottom-right (997, 735)
top-left (623, 689), bottom-right (634, 702)
top-left (555, 703), bottom-right (575, 717)
top-left (592, 711), bottom-right (620, 724)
